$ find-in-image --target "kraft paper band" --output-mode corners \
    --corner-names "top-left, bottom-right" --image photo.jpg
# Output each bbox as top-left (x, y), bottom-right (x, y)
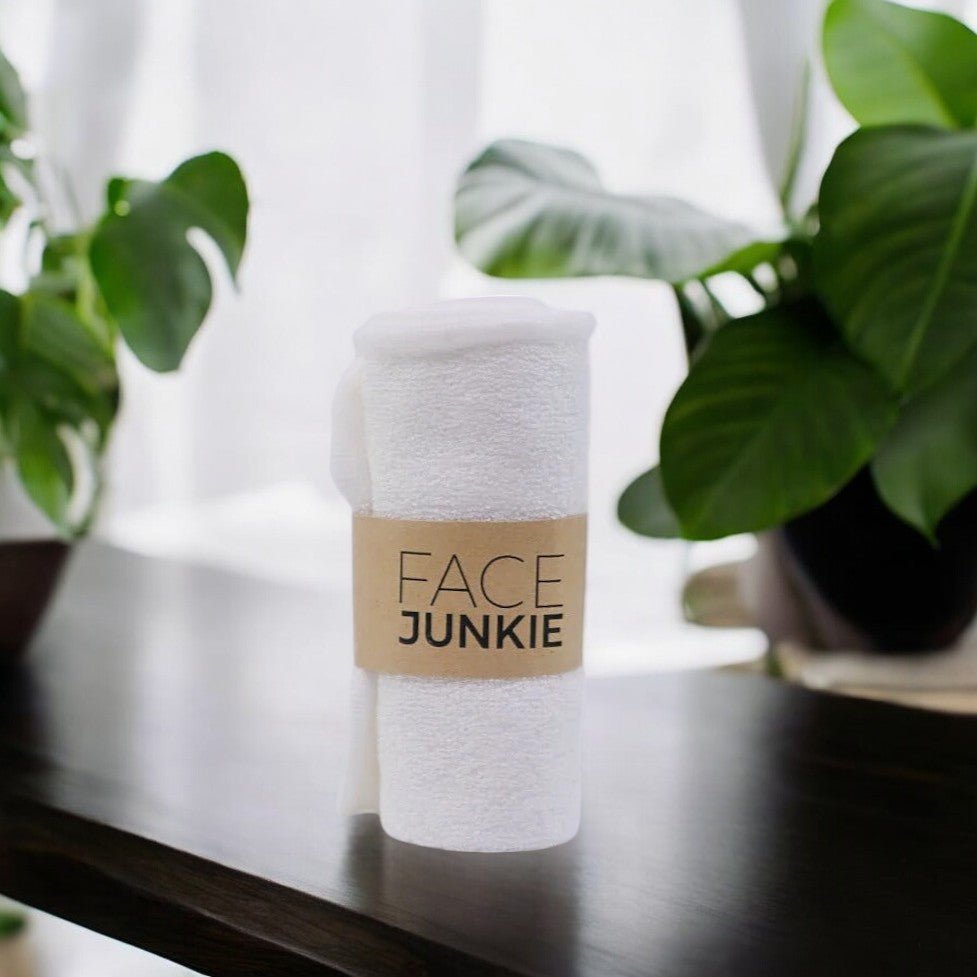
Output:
top-left (353, 514), bottom-right (586, 678)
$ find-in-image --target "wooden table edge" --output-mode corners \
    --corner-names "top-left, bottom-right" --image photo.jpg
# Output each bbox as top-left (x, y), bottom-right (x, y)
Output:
top-left (0, 785), bottom-right (519, 977)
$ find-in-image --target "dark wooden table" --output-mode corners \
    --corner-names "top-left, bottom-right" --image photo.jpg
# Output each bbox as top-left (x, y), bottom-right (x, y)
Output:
top-left (0, 544), bottom-right (976, 976)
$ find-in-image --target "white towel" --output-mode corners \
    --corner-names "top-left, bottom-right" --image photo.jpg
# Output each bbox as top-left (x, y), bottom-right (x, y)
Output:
top-left (332, 297), bottom-right (594, 851)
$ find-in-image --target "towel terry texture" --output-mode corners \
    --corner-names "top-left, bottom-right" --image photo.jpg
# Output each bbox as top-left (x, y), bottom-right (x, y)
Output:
top-left (331, 297), bottom-right (594, 851)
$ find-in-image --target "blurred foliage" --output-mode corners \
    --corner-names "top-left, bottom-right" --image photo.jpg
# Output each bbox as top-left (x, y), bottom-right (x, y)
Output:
top-left (0, 909), bottom-right (25, 939)
top-left (454, 0), bottom-right (977, 542)
top-left (0, 51), bottom-right (248, 535)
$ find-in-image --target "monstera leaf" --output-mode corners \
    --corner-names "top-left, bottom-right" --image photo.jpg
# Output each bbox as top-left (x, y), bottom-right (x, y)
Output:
top-left (11, 399), bottom-right (73, 529)
top-left (455, 140), bottom-right (763, 283)
top-left (816, 126), bottom-right (977, 394)
top-left (824, 0), bottom-right (977, 128)
top-left (659, 301), bottom-right (897, 539)
top-left (0, 290), bottom-right (118, 533)
top-left (0, 42), bottom-right (248, 536)
top-left (19, 294), bottom-right (118, 441)
top-left (0, 49), bottom-right (30, 224)
top-left (90, 152), bottom-right (248, 371)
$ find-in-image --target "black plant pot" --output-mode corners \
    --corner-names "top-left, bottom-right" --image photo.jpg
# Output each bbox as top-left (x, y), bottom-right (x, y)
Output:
top-left (0, 541), bottom-right (70, 659)
top-left (774, 469), bottom-right (977, 652)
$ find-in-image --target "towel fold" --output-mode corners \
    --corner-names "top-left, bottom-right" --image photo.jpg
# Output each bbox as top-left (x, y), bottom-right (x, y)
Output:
top-left (332, 297), bottom-right (594, 851)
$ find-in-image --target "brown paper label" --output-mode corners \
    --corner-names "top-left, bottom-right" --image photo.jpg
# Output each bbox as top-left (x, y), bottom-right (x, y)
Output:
top-left (353, 514), bottom-right (586, 678)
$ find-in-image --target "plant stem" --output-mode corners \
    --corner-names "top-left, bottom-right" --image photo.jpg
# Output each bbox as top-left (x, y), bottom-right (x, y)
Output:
top-left (701, 280), bottom-right (730, 324)
top-left (745, 273), bottom-right (768, 299)
top-left (778, 61), bottom-right (811, 223)
top-left (672, 284), bottom-right (704, 363)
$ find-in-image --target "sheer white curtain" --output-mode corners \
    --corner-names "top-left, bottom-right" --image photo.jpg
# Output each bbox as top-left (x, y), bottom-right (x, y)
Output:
top-left (17, 0), bottom-right (973, 519)
top-left (9, 0), bottom-right (770, 527)
top-left (4, 0), bottom-right (973, 666)
top-left (16, 0), bottom-right (480, 516)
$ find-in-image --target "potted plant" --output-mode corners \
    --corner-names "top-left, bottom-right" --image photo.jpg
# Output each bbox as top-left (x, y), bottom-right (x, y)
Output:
top-left (454, 0), bottom-right (977, 653)
top-left (0, 47), bottom-right (249, 656)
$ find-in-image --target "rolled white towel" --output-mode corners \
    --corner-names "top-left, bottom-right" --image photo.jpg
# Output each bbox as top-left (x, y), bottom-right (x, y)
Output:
top-left (332, 297), bottom-right (594, 852)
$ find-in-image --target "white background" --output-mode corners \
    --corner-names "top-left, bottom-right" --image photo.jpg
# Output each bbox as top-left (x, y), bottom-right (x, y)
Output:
top-left (0, 0), bottom-right (970, 671)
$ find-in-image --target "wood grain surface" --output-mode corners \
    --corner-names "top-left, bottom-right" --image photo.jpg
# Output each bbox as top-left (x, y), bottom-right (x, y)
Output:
top-left (0, 544), bottom-right (975, 976)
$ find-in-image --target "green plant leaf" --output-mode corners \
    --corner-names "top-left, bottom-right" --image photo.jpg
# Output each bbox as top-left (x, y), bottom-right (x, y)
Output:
top-left (13, 354), bottom-right (115, 445)
top-left (12, 401), bottom-right (73, 531)
top-left (1, 254), bottom-right (116, 536)
top-left (872, 345), bottom-right (977, 539)
top-left (816, 126), bottom-right (977, 394)
top-left (89, 151), bottom-right (249, 372)
top-left (165, 153), bottom-right (248, 275)
top-left (617, 466), bottom-right (681, 538)
top-left (21, 294), bottom-right (116, 394)
top-left (454, 139), bottom-right (762, 283)
top-left (698, 240), bottom-right (785, 278)
top-left (0, 164), bottom-right (21, 224)
top-left (20, 294), bottom-right (117, 441)
top-left (0, 121), bottom-right (27, 224)
top-left (0, 48), bottom-right (27, 138)
top-left (0, 133), bottom-right (33, 225)
top-left (823, 0), bottom-right (977, 128)
top-left (0, 288), bottom-right (17, 372)
top-left (660, 300), bottom-right (897, 540)
top-left (0, 291), bottom-right (118, 448)
top-left (0, 910), bottom-right (25, 940)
